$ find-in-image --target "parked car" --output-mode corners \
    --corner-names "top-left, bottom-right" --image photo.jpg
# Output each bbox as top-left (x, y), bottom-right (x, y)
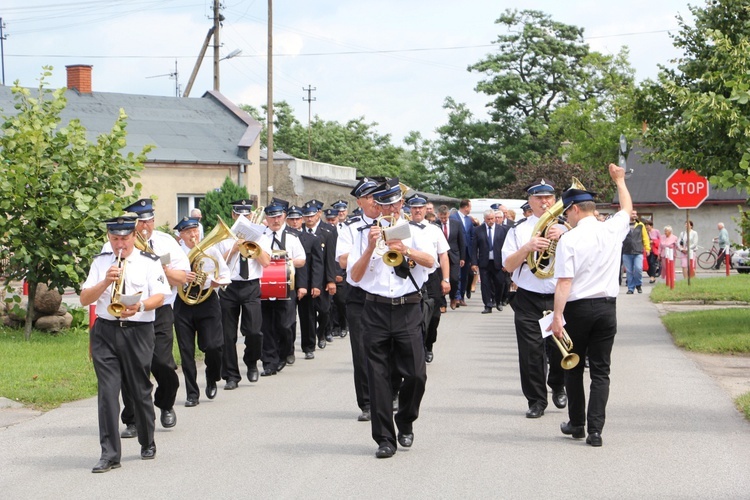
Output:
top-left (731, 248), bottom-right (750, 274)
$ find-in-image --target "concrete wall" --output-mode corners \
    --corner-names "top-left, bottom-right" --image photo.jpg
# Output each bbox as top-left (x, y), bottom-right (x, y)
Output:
top-left (261, 157), bottom-right (357, 207)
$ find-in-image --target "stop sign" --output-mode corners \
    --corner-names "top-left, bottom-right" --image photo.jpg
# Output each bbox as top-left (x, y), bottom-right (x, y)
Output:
top-left (666, 169), bottom-right (710, 209)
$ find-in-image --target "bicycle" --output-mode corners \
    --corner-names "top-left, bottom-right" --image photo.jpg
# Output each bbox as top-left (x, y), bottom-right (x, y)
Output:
top-left (697, 242), bottom-right (734, 270)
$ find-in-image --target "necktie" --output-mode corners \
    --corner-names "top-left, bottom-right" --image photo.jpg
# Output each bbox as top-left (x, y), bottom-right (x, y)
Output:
top-left (239, 256), bottom-right (249, 279)
top-left (488, 226), bottom-right (492, 242)
top-left (308, 228), bottom-right (314, 234)
top-left (443, 223), bottom-right (448, 239)
top-left (272, 231), bottom-right (281, 249)
top-left (149, 239), bottom-right (154, 251)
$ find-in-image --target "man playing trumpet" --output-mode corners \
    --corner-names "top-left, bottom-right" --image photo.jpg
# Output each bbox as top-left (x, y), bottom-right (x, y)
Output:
top-left (174, 217), bottom-right (231, 407)
top-left (81, 216), bottom-right (171, 473)
top-left (548, 164), bottom-right (631, 447)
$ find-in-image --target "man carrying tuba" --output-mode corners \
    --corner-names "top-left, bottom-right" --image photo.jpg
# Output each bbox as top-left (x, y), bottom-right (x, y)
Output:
top-left (173, 217), bottom-right (231, 408)
top-left (501, 179), bottom-right (568, 419)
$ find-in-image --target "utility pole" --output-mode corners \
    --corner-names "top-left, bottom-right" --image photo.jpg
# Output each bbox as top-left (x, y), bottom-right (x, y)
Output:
top-left (212, 0), bottom-right (221, 91)
top-left (303, 85), bottom-right (316, 160)
top-left (0, 18), bottom-right (7, 86)
top-left (266, 0), bottom-right (274, 205)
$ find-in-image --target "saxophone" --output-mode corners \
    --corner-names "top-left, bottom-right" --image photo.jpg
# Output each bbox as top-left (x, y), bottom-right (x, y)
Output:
top-left (526, 177), bottom-right (585, 279)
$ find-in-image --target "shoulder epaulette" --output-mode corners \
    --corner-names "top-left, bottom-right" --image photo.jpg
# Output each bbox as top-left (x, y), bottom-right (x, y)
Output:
top-left (93, 251), bottom-right (113, 259)
top-left (140, 250), bottom-right (160, 261)
top-left (513, 218), bottom-right (528, 228)
top-left (345, 217), bottom-right (361, 226)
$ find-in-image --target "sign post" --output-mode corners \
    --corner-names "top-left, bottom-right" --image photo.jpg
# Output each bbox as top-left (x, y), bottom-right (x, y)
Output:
top-left (666, 170), bottom-right (710, 285)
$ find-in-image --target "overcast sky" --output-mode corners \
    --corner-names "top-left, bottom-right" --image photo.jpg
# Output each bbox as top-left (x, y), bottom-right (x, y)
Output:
top-left (2, 0), bottom-right (694, 145)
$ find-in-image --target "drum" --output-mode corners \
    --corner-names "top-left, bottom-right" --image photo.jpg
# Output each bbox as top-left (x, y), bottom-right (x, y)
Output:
top-left (260, 258), bottom-right (295, 300)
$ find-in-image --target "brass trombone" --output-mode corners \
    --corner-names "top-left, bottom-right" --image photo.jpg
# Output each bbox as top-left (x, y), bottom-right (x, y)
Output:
top-left (542, 310), bottom-right (580, 370)
top-left (107, 249), bottom-right (127, 317)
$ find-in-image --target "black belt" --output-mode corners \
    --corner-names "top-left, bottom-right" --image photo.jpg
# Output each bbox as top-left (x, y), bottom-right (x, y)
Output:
top-left (365, 292), bottom-right (421, 305)
top-left (572, 297), bottom-right (616, 304)
top-left (97, 318), bottom-right (150, 328)
top-left (518, 288), bottom-right (555, 299)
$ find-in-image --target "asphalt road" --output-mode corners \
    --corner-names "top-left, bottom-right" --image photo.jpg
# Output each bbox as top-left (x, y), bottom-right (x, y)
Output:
top-left (1, 285), bottom-right (749, 499)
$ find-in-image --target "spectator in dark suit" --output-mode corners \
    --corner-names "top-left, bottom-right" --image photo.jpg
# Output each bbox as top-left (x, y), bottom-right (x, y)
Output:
top-left (449, 199), bottom-right (473, 305)
top-left (437, 205), bottom-right (466, 310)
top-left (471, 210), bottom-right (509, 313)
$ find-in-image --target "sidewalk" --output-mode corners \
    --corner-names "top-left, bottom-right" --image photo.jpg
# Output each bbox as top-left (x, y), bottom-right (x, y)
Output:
top-left (1, 286), bottom-right (749, 498)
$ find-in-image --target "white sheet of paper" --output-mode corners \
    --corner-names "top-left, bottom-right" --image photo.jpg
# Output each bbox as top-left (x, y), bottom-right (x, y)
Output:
top-left (118, 292), bottom-right (142, 306)
top-left (538, 313), bottom-right (564, 338)
top-left (159, 253), bottom-right (171, 266)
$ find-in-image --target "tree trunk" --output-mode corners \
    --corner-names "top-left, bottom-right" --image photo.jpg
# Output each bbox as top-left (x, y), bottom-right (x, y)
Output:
top-left (24, 280), bottom-right (37, 341)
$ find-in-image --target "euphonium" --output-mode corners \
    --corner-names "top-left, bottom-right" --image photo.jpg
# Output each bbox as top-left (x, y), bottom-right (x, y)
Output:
top-left (135, 230), bottom-right (155, 254)
top-left (542, 311), bottom-right (580, 370)
top-left (526, 177), bottom-right (585, 278)
top-left (178, 220), bottom-right (232, 305)
top-left (107, 249), bottom-right (127, 317)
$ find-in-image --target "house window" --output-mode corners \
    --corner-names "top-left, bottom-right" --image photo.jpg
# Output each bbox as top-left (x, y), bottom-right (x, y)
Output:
top-left (177, 195), bottom-right (205, 221)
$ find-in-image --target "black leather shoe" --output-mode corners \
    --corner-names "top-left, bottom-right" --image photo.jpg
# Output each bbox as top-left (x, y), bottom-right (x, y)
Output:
top-left (340, 329), bottom-right (349, 338)
top-left (206, 380), bottom-right (217, 400)
top-left (376, 444), bottom-right (396, 459)
top-left (397, 432), bottom-right (414, 448)
top-left (277, 361), bottom-right (287, 372)
top-left (481, 307), bottom-right (492, 314)
top-left (224, 380), bottom-right (239, 390)
top-left (305, 351), bottom-right (315, 360)
top-left (358, 409), bottom-right (371, 422)
top-left (140, 443), bottom-right (156, 460)
top-left (425, 351), bottom-right (434, 363)
top-left (160, 408), bottom-right (176, 428)
top-left (261, 368), bottom-right (277, 377)
top-left (526, 404), bottom-right (545, 418)
top-left (92, 459), bottom-right (121, 473)
top-left (552, 390), bottom-right (568, 409)
top-left (318, 339), bottom-right (326, 349)
top-left (248, 367), bottom-right (259, 382)
top-left (185, 398), bottom-right (199, 407)
top-left (120, 424), bottom-right (137, 438)
top-left (636, 286), bottom-right (643, 294)
top-left (496, 304), bottom-right (503, 312)
top-left (325, 333), bottom-right (334, 343)
top-left (286, 354), bottom-right (296, 365)
top-left (332, 328), bottom-right (341, 337)
top-left (560, 421), bottom-right (585, 439)
top-left (586, 432), bottom-right (603, 447)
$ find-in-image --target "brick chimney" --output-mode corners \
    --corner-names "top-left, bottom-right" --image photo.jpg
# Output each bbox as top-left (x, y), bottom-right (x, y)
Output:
top-left (65, 65), bottom-right (93, 94)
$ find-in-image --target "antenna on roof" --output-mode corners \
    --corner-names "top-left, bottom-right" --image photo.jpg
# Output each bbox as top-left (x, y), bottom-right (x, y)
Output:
top-left (146, 60), bottom-right (180, 97)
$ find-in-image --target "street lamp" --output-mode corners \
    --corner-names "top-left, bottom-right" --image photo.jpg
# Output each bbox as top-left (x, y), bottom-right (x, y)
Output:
top-left (220, 49), bottom-right (243, 61)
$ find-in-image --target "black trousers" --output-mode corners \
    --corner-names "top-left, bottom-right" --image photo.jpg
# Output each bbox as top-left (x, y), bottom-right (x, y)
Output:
top-left (314, 291), bottom-right (332, 341)
top-left (121, 305), bottom-right (179, 425)
top-left (346, 287), bottom-right (369, 412)
top-left (174, 293), bottom-right (224, 401)
top-left (361, 298), bottom-right (427, 449)
top-left (297, 294), bottom-right (317, 353)
top-left (91, 319), bottom-right (155, 462)
top-left (219, 279), bottom-right (262, 382)
top-left (562, 298), bottom-right (617, 434)
top-left (331, 281), bottom-right (349, 332)
top-left (479, 262), bottom-right (505, 308)
top-left (424, 271), bottom-right (443, 352)
top-left (510, 288), bottom-right (565, 409)
top-left (456, 259), bottom-right (471, 300)
top-left (261, 296), bottom-right (296, 370)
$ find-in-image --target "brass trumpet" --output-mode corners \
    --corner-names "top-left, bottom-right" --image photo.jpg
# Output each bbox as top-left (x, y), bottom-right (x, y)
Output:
top-left (107, 249), bottom-right (127, 317)
top-left (374, 215), bottom-right (410, 267)
top-left (542, 310), bottom-right (580, 370)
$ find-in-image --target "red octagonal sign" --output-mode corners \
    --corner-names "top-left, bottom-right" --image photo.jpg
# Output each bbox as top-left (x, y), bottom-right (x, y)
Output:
top-left (666, 169), bottom-right (710, 210)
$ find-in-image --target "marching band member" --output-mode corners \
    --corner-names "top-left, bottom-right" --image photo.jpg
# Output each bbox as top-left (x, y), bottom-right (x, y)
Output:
top-left (302, 201), bottom-right (337, 349)
top-left (81, 216), bottom-right (171, 473)
top-left (337, 177), bottom-right (382, 421)
top-left (348, 178), bottom-right (437, 459)
top-left (501, 180), bottom-right (567, 419)
top-left (217, 199), bottom-right (272, 388)
top-left (173, 217), bottom-right (230, 407)
top-left (549, 164), bottom-right (631, 447)
top-left (325, 208), bottom-right (349, 338)
top-left (102, 199), bottom-right (188, 437)
top-left (259, 201), bottom-right (306, 375)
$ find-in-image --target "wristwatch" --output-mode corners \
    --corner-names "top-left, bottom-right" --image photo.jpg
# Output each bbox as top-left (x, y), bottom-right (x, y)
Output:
top-left (406, 248), bottom-right (412, 257)
top-left (138, 302), bottom-right (145, 313)
top-left (442, 278), bottom-right (450, 283)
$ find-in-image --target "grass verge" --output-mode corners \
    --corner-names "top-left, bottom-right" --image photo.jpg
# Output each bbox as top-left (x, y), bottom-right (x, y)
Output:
top-left (650, 274), bottom-right (750, 303)
top-left (737, 393), bottom-right (750, 420)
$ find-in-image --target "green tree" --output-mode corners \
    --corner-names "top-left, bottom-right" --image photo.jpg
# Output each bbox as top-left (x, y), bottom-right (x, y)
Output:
top-left (198, 176), bottom-right (251, 233)
top-left (640, 0), bottom-right (750, 193)
top-left (0, 68), bottom-right (151, 339)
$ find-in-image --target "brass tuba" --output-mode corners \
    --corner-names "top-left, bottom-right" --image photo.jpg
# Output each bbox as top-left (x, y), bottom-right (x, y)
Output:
top-left (178, 219), bottom-right (233, 305)
top-left (543, 311), bottom-right (580, 370)
top-left (526, 177), bottom-right (585, 279)
top-left (107, 249), bottom-right (127, 317)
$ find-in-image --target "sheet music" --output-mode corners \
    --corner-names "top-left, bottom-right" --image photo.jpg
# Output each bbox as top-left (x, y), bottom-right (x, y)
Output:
top-left (231, 217), bottom-right (266, 242)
